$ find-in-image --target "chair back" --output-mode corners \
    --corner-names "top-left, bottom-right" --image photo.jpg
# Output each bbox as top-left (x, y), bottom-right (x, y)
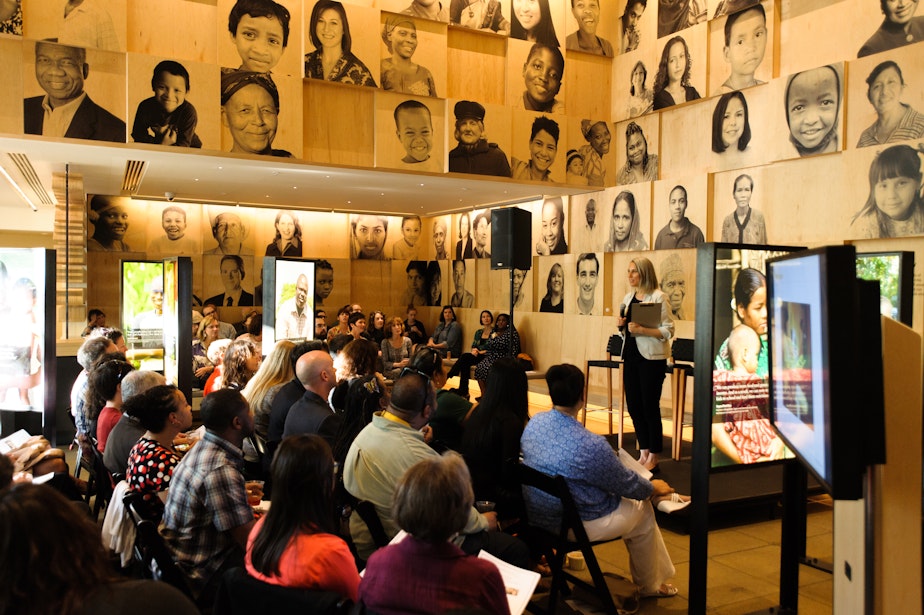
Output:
top-left (123, 491), bottom-right (194, 599)
top-left (671, 338), bottom-right (694, 363)
top-left (606, 334), bottom-right (624, 357)
top-left (341, 490), bottom-right (389, 549)
top-left (214, 567), bottom-right (353, 614)
top-left (89, 444), bottom-right (115, 518)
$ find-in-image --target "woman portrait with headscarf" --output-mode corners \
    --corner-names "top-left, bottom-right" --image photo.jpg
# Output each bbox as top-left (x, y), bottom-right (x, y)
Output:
top-left (380, 14), bottom-right (437, 96)
top-left (576, 119), bottom-right (611, 187)
top-left (220, 70), bottom-right (292, 157)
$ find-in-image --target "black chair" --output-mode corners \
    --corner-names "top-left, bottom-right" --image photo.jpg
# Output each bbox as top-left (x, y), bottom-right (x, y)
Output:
top-left (341, 490), bottom-right (389, 550)
top-left (668, 338), bottom-right (694, 461)
top-left (213, 567), bottom-right (353, 614)
top-left (89, 443), bottom-right (115, 519)
top-left (123, 491), bottom-right (194, 600)
top-left (515, 463), bottom-right (631, 615)
top-left (583, 334), bottom-right (625, 441)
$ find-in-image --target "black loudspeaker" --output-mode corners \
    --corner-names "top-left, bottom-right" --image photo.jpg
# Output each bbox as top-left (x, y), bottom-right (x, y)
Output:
top-left (491, 207), bottom-right (532, 270)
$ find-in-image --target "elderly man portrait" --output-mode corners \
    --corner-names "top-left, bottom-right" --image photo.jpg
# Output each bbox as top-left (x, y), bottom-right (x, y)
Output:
top-left (277, 273), bottom-right (312, 339)
top-left (206, 210), bottom-right (253, 255)
top-left (24, 40), bottom-right (125, 142)
top-left (448, 100), bottom-right (512, 177)
top-left (205, 255), bottom-right (254, 307)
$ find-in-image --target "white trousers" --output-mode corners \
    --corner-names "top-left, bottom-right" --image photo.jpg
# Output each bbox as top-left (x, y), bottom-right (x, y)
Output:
top-left (582, 497), bottom-right (675, 593)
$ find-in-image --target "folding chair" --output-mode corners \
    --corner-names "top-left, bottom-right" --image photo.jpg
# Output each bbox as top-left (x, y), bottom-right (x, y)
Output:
top-left (123, 491), bottom-right (194, 600)
top-left (668, 339), bottom-right (694, 461)
top-left (214, 567), bottom-right (353, 614)
top-left (583, 334), bottom-right (626, 443)
top-left (516, 463), bottom-right (631, 615)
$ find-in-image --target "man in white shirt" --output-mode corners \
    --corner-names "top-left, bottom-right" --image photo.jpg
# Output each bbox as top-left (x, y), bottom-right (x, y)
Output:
top-left (277, 273), bottom-right (312, 339)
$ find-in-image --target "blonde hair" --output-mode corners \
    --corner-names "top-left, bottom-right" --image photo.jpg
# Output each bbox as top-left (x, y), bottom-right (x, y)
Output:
top-left (632, 256), bottom-right (659, 295)
top-left (197, 315), bottom-right (219, 345)
top-left (243, 339), bottom-right (296, 405)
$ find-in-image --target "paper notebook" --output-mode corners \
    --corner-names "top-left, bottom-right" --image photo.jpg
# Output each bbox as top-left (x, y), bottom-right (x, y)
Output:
top-left (629, 302), bottom-right (661, 336)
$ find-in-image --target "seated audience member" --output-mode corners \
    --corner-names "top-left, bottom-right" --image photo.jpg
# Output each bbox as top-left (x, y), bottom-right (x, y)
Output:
top-left (203, 338), bottom-right (233, 395)
top-left (266, 341), bottom-right (326, 461)
top-left (282, 350), bottom-right (341, 449)
top-left (427, 305), bottom-right (462, 359)
top-left (97, 326), bottom-right (129, 353)
top-left (245, 434), bottom-right (360, 601)
top-left (461, 357), bottom-right (528, 521)
top-left (201, 303), bottom-right (237, 339)
top-left (326, 305), bottom-right (352, 342)
top-left (330, 338), bottom-right (379, 412)
top-left (81, 308), bottom-right (106, 337)
top-left (403, 307), bottom-right (428, 347)
top-left (314, 309), bottom-right (328, 340)
top-left (473, 313), bottom-right (520, 394)
top-left (446, 309), bottom-right (493, 398)
top-left (193, 315), bottom-right (222, 388)
top-left (162, 389), bottom-right (258, 604)
top-left (71, 335), bottom-right (118, 436)
top-left (236, 313), bottom-right (263, 357)
top-left (87, 359), bottom-right (134, 452)
top-left (381, 316), bottom-right (413, 379)
top-left (0, 484), bottom-right (198, 614)
top-left (359, 454), bottom-right (511, 615)
top-left (368, 310), bottom-right (388, 346)
top-left (331, 368), bottom-right (388, 470)
top-left (104, 371), bottom-right (167, 475)
top-left (410, 347), bottom-right (471, 452)
top-left (347, 311), bottom-right (370, 341)
top-left (242, 340), bottom-right (296, 440)
top-left (521, 364), bottom-right (689, 598)
top-left (220, 338), bottom-right (261, 391)
top-left (343, 371), bottom-right (529, 567)
top-left (125, 385), bottom-right (193, 521)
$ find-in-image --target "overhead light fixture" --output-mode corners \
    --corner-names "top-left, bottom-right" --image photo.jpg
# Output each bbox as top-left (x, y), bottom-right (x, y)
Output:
top-left (0, 163), bottom-right (38, 212)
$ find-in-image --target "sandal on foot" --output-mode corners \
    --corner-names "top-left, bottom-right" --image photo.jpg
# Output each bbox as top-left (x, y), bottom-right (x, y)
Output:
top-left (641, 584), bottom-right (679, 598)
top-left (656, 493), bottom-right (690, 514)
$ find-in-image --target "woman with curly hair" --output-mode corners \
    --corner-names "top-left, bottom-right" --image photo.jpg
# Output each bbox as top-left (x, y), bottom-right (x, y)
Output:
top-left (652, 35), bottom-right (701, 110)
top-left (220, 338), bottom-right (261, 391)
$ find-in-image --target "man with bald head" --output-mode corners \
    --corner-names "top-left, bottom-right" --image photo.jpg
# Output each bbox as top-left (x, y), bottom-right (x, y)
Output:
top-left (276, 272), bottom-right (311, 339)
top-left (282, 350), bottom-right (341, 447)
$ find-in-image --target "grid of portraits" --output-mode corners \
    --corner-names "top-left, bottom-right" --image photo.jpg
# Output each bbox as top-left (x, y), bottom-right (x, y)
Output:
top-left (11, 0), bottom-right (924, 326)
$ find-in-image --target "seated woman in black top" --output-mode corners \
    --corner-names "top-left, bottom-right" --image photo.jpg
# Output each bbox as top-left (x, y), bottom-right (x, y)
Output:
top-left (446, 310), bottom-right (493, 398)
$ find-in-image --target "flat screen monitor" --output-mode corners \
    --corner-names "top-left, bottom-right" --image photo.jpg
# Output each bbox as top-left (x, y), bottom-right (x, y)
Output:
top-left (262, 258), bottom-right (316, 343)
top-left (855, 251), bottom-right (914, 327)
top-left (162, 257), bottom-right (193, 402)
top-left (694, 243), bottom-right (804, 471)
top-left (0, 248), bottom-right (56, 440)
top-left (767, 245), bottom-right (870, 500)
top-left (121, 260), bottom-right (165, 371)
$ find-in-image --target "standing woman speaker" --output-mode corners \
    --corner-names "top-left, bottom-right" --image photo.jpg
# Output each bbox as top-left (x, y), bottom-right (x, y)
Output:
top-left (617, 256), bottom-right (674, 472)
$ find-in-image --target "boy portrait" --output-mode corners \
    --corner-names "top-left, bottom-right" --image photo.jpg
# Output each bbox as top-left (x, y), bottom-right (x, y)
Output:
top-left (219, 0), bottom-right (298, 76)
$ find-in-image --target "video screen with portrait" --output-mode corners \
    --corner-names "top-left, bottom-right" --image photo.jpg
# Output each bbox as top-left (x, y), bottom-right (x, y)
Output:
top-left (0, 248), bottom-right (53, 419)
top-left (272, 258), bottom-right (316, 342)
top-left (161, 257), bottom-right (193, 401)
top-left (120, 260), bottom-right (165, 371)
top-left (697, 244), bottom-right (802, 470)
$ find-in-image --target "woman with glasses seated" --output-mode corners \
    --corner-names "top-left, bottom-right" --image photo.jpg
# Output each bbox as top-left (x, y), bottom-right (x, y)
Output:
top-left (246, 434), bottom-right (360, 601)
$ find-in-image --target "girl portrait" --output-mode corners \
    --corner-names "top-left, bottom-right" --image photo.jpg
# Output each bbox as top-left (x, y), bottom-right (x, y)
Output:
top-left (784, 64), bottom-right (842, 158)
top-left (509, 0), bottom-right (562, 46)
top-left (849, 142), bottom-right (924, 238)
top-left (652, 34), bottom-right (702, 110)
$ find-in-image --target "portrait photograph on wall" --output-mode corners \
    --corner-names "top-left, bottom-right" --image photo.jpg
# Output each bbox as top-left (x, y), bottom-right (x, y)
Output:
top-left (424, 259), bottom-right (446, 306)
top-left (447, 99), bottom-right (514, 178)
top-left (203, 205), bottom-right (256, 255)
top-left (219, 70), bottom-right (304, 158)
top-left (0, 248), bottom-right (49, 412)
top-left (612, 47), bottom-right (658, 122)
top-left (374, 91), bottom-right (446, 173)
top-left (0, 38), bottom-right (23, 134)
top-left (565, 117), bottom-right (616, 187)
top-left (0, 0), bottom-right (21, 36)
top-left (569, 192), bottom-right (606, 253)
top-left (507, 38), bottom-right (565, 115)
top-left (273, 258), bottom-right (316, 341)
top-left (652, 174), bottom-right (707, 249)
top-left (451, 212), bottom-right (475, 259)
top-left (145, 201), bottom-right (204, 256)
top-left (566, 252), bottom-right (604, 316)
top-left (23, 40), bottom-right (127, 143)
top-left (532, 196), bottom-right (569, 256)
top-left (846, 44), bottom-right (924, 151)
top-left (124, 0), bottom-right (219, 64)
top-left (657, 0), bottom-right (707, 39)
top-left (601, 184), bottom-right (652, 252)
top-left (564, 0), bottom-right (617, 57)
top-left (469, 207), bottom-right (493, 258)
top-left (349, 213), bottom-right (402, 260)
top-left (651, 23), bottom-right (707, 111)
top-left (511, 110), bottom-right (566, 182)
top-left (447, 258), bottom-right (476, 308)
top-left (253, 208), bottom-right (306, 258)
top-left (377, 0), bottom-right (449, 22)
top-left (217, 0), bottom-right (302, 77)
top-left (614, 114), bottom-right (659, 185)
top-left (391, 214), bottom-right (425, 259)
top-left (489, 265), bottom-right (533, 312)
top-left (706, 0), bottom-right (773, 96)
top-left (24, 0), bottom-right (126, 51)
top-left (378, 12), bottom-right (447, 98)
top-left (535, 255), bottom-right (564, 313)
top-left (617, 0), bottom-right (656, 55)
top-left (508, 0), bottom-right (566, 48)
top-left (86, 195), bottom-right (146, 253)
top-left (121, 260), bottom-right (165, 371)
top-left (303, 0), bottom-right (380, 87)
top-left (713, 166), bottom-right (769, 245)
top-left (652, 248), bottom-right (696, 321)
top-left (391, 259), bottom-right (429, 308)
top-left (203, 254), bottom-right (256, 307)
top-left (705, 84), bottom-right (775, 173)
top-left (427, 214), bottom-right (452, 259)
top-left (777, 62), bottom-right (844, 160)
top-left (126, 53), bottom-right (220, 151)
top-left (312, 258), bottom-right (348, 310)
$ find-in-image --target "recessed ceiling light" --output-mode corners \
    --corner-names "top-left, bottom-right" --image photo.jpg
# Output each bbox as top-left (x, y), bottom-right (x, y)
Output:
top-left (325, 175), bottom-right (330, 179)
top-left (380, 192), bottom-right (385, 196)
top-left (194, 178), bottom-right (199, 182)
top-left (265, 194), bottom-right (270, 198)
top-left (419, 183), bottom-right (425, 187)
top-left (217, 166), bottom-right (223, 170)
top-left (347, 200), bottom-right (352, 204)
top-left (272, 171), bottom-right (279, 176)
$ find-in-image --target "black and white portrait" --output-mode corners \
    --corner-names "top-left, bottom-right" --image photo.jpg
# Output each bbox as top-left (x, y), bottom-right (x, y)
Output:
top-left (718, 172), bottom-right (767, 244)
top-left (565, 0), bottom-right (615, 56)
top-left (24, 0), bottom-right (124, 51)
top-left (848, 142), bottom-right (924, 239)
top-left (379, 13), bottom-right (444, 97)
top-left (471, 209), bottom-right (493, 259)
top-left (24, 41), bottom-right (126, 142)
top-left (853, 58), bottom-right (924, 148)
top-left (87, 195), bottom-right (140, 252)
top-left (304, 0), bottom-right (378, 86)
top-left (653, 184), bottom-right (705, 249)
top-left (603, 189), bottom-right (649, 252)
top-left (658, 251), bottom-right (690, 319)
top-left (448, 100), bottom-right (512, 177)
top-left (204, 206), bottom-right (254, 255)
top-left (508, 40), bottom-right (565, 115)
top-left (511, 112), bottom-right (564, 182)
top-left (449, 259), bottom-right (475, 308)
top-left (534, 196), bottom-right (568, 255)
top-left (570, 193), bottom-right (605, 253)
top-left (219, 69), bottom-right (298, 157)
top-left (652, 33), bottom-right (703, 110)
top-left (509, 0), bottom-right (565, 47)
top-left (657, 0), bottom-right (706, 38)
top-left (574, 252), bottom-right (601, 315)
top-left (147, 203), bottom-right (202, 255)
top-left (449, 0), bottom-right (509, 32)
top-left (783, 64), bottom-right (843, 158)
top-left (314, 259), bottom-right (334, 307)
top-left (0, 0), bottom-right (22, 35)
top-left (618, 0), bottom-right (649, 53)
top-left (858, 0), bottom-right (924, 57)
top-left (350, 214), bottom-right (390, 260)
top-left (710, 2), bottom-right (769, 95)
top-left (538, 259), bottom-right (564, 313)
top-left (431, 215), bottom-right (450, 259)
top-left (219, 0), bottom-right (299, 77)
top-left (376, 92), bottom-right (445, 173)
top-left (203, 254), bottom-right (256, 307)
